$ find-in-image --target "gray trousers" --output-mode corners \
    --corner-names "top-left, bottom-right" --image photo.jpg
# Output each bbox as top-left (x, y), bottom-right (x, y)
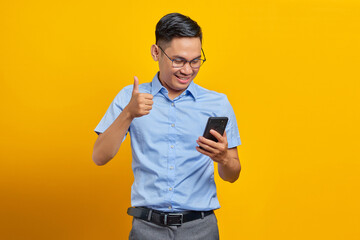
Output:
top-left (129, 213), bottom-right (220, 240)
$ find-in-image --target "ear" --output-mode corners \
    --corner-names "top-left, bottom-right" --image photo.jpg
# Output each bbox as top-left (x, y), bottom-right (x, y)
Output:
top-left (151, 44), bottom-right (160, 61)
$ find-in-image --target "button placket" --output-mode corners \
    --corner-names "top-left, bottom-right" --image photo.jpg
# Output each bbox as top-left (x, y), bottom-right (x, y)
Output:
top-left (167, 100), bottom-right (177, 204)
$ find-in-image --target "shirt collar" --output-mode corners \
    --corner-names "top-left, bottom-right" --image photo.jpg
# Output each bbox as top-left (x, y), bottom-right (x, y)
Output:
top-left (151, 72), bottom-right (198, 101)
top-left (151, 72), bottom-right (165, 96)
top-left (186, 80), bottom-right (197, 100)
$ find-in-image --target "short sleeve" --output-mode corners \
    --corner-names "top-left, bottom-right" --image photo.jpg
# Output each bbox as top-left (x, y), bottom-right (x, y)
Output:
top-left (223, 96), bottom-right (241, 148)
top-left (94, 88), bottom-right (131, 141)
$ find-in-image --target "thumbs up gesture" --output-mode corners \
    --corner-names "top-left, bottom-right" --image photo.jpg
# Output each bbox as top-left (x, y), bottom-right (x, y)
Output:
top-left (124, 76), bottom-right (154, 118)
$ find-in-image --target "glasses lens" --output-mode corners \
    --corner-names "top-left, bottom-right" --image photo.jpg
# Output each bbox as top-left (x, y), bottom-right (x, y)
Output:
top-left (171, 59), bottom-right (205, 68)
top-left (190, 59), bottom-right (203, 68)
top-left (173, 59), bottom-right (186, 68)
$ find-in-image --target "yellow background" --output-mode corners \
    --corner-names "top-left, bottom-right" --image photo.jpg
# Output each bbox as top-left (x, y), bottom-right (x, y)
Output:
top-left (1, 0), bottom-right (359, 239)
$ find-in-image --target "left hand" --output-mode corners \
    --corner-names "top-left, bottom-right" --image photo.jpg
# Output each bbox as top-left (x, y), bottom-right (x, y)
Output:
top-left (196, 130), bottom-right (229, 165)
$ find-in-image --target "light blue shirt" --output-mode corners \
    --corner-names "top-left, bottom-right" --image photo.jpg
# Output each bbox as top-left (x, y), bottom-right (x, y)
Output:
top-left (94, 72), bottom-right (241, 212)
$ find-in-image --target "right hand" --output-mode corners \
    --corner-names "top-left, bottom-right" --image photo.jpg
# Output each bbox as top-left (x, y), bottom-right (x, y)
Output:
top-left (125, 76), bottom-right (154, 118)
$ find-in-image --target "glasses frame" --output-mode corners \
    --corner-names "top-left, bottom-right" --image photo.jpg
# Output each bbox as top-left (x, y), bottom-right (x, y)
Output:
top-left (157, 45), bottom-right (206, 69)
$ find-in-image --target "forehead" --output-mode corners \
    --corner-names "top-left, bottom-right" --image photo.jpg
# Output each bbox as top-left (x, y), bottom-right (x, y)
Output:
top-left (165, 37), bottom-right (202, 58)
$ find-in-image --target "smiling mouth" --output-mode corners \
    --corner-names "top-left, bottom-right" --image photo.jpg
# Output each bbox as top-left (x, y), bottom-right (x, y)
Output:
top-left (175, 74), bottom-right (191, 84)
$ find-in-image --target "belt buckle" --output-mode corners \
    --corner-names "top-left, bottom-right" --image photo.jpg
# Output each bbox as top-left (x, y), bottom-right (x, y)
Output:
top-left (164, 213), bottom-right (183, 226)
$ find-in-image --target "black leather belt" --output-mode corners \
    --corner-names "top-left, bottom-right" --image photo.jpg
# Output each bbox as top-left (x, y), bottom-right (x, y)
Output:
top-left (127, 207), bottom-right (214, 226)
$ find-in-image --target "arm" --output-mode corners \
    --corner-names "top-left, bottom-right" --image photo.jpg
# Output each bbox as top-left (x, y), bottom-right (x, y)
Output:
top-left (92, 76), bottom-right (153, 166)
top-left (217, 147), bottom-right (241, 183)
top-left (196, 130), bottom-right (241, 183)
top-left (92, 108), bottom-right (134, 166)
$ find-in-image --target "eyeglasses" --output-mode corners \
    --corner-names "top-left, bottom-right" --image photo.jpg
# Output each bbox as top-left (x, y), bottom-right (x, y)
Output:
top-left (158, 45), bottom-right (206, 69)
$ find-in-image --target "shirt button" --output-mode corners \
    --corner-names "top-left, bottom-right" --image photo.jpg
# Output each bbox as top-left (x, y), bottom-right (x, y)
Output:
top-left (171, 123), bottom-right (175, 127)
top-left (169, 187), bottom-right (173, 191)
top-left (170, 145), bottom-right (174, 149)
top-left (169, 166), bottom-right (174, 170)
top-left (171, 103), bottom-right (174, 106)
top-left (168, 206), bottom-right (172, 210)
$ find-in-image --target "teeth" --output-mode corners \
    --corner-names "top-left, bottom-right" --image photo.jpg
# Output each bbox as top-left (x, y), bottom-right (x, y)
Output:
top-left (176, 76), bottom-right (189, 80)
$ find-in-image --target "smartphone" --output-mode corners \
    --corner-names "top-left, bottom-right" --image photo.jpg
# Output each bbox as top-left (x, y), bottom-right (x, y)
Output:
top-left (202, 117), bottom-right (228, 142)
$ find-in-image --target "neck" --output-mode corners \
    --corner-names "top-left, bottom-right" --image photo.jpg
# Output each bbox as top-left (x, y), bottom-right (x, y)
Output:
top-left (158, 75), bottom-right (186, 100)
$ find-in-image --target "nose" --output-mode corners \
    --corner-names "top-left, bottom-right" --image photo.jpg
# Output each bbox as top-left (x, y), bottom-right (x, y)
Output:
top-left (180, 62), bottom-right (193, 75)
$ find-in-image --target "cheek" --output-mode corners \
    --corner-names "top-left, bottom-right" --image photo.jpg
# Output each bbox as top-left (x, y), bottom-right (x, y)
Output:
top-left (168, 70), bottom-right (177, 79)
top-left (159, 60), bottom-right (170, 71)
top-left (172, 69), bottom-right (180, 76)
top-left (160, 64), bottom-right (175, 76)
top-left (189, 70), bottom-right (199, 79)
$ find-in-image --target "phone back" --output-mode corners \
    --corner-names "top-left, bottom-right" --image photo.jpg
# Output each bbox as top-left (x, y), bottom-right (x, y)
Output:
top-left (203, 117), bottom-right (228, 142)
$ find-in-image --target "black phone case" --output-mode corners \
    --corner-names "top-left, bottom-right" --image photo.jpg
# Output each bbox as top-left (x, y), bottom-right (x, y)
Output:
top-left (202, 117), bottom-right (228, 142)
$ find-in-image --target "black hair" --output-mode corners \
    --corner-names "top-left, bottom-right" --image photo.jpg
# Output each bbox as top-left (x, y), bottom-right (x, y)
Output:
top-left (155, 13), bottom-right (202, 47)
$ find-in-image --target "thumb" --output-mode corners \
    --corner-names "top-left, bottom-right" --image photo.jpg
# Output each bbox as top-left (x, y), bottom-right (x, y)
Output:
top-left (132, 76), bottom-right (139, 95)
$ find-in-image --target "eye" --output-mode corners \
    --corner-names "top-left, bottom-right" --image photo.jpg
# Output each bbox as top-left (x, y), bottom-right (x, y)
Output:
top-left (191, 59), bottom-right (201, 64)
top-left (173, 59), bottom-right (185, 65)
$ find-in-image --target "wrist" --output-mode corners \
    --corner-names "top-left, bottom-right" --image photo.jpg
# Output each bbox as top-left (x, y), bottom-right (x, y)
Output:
top-left (219, 159), bottom-right (229, 167)
top-left (123, 106), bottom-right (136, 120)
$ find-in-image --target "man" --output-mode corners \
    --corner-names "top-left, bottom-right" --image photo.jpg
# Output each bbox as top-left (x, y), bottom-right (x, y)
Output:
top-left (92, 13), bottom-right (241, 240)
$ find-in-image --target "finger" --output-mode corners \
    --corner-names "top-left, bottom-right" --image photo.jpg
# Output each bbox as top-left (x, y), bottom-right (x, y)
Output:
top-left (196, 139), bottom-right (216, 153)
top-left (144, 93), bottom-right (153, 100)
top-left (143, 105), bottom-right (152, 111)
top-left (196, 146), bottom-right (212, 157)
top-left (223, 131), bottom-right (228, 142)
top-left (138, 93), bottom-right (153, 100)
top-left (132, 76), bottom-right (139, 95)
top-left (144, 100), bottom-right (154, 106)
top-left (210, 129), bottom-right (224, 143)
top-left (139, 98), bottom-right (153, 106)
top-left (198, 136), bottom-right (219, 149)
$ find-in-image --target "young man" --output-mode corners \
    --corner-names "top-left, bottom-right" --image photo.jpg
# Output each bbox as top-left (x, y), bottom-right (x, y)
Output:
top-left (93, 13), bottom-right (241, 240)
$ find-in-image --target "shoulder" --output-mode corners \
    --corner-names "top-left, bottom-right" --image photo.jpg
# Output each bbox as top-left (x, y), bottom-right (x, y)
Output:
top-left (195, 84), bottom-right (229, 102)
